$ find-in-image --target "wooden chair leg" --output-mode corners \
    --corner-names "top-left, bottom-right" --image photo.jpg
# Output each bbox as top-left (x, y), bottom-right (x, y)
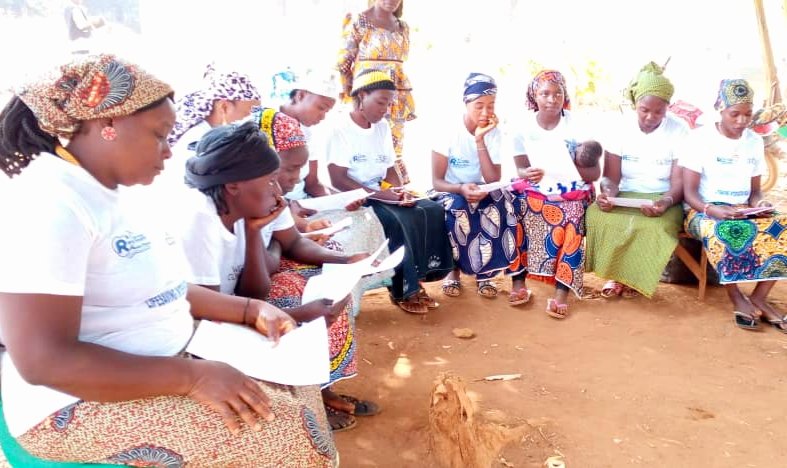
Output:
top-left (698, 249), bottom-right (708, 301)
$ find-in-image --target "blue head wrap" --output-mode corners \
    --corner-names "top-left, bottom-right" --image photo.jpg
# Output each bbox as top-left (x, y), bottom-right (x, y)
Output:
top-left (463, 73), bottom-right (497, 104)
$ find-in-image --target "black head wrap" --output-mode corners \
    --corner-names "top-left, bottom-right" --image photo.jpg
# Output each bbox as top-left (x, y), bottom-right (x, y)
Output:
top-left (185, 120), bottom-right (280, 190)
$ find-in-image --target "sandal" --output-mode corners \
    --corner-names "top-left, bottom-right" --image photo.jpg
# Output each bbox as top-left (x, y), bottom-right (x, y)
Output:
top-left (477, 280), bottom-right (498, 299)
top-left (764, 315), bottom-right (787, 334)
top-left (600, 280), bottom-right (624, 298)
top-left (579, 286), bottom-right (603, 300)
top-left (546, 298), bottom-right (569, 319)
top-left (441, 279), bottom-right (461, 297)
top-left (337, 394), bottom-right (381, 416)
top-left (733, 310), bottom-right (759, 330)
top-left (508, 288), bottom-right (532, 306)
top-left (390, 295), bottom-right (428, 315)
top-left (621, 287), bottom-right (639, 299)
top-left (325, 405), bottom-right (358, 432)
top-left (418, 287), bottom-right (440, 309)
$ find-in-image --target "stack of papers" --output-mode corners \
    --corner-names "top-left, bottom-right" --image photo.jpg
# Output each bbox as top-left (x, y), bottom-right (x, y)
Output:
top-left (301, 240), bottom-right (405, 305)
top-left (297, 189), bottom-right (370, 212)
top-left (186, 318), bottom-right (330, 386)
top-left (737, 206), bottom-right (774, 217)
top-left (303, 217), bottom-right (353, 238)
top-left (608, 197), bottom-right (654, 208)
top-left (476, 181), bottom-right (511, 192)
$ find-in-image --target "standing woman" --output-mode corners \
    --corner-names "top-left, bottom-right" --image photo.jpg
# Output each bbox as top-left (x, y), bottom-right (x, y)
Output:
top-left (337, 0), bottom-right (414, 179)
top-left (0, 55), bottom-right (335, 466)
top-left (432, 73), bottom-right (529, 304)
top-left (682, 79), bottom-right (787, 332)
top-left (326, 70), bottom-right (453, 315)
top-left (511, 70), bottom-right (599, 319)
top-left (585, 62), bottom-right (687, 299)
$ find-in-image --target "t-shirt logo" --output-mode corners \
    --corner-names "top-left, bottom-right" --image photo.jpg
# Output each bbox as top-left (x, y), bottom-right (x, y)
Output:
top-left (112, 231), bottom-right (151, 259)
top-left (449, 157), bottom-right (471, 168)
top-left (351, 154), bottom-right (368, 163)
top-left (375, 154), bottom-right (389, 164)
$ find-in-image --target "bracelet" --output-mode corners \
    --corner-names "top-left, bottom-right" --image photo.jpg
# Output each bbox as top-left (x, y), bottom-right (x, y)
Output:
top-left (703, 203), bottom-right (711, 216)
top-left (476, 147), bottom-right (489, 153)
top-left (242, 297), bottom-right (251, 325)
top-left (756, 199), bottom-right (770, 207)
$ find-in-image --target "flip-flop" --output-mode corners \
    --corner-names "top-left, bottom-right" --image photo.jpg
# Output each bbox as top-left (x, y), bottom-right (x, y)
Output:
top-left (734, 310), bottom-right (759, 330)
top-left (389, 295), bottom-right (428, 315)
top-left (764, 315), bottom-right (787, 334)
top-left (579, 287), bottom-right (603, 300)
top-left (546, 298), bottom-right (569, 319)
top-left (621, 287), bottom-right (639, 299)
top-left (418, 287), bottom-right (440, 309)
top-left (441, 279), bottom-right (461, 297)
top-left (600, 280), bottom-right (623, 298)
top-left (477, 280), bottom-right (498, 299)
top-left (325, 405), bottom-right (358, 432)
top-left (508, 288), bottom-right (532, 306)
top-left (337, 394), bottom-right (381, 416)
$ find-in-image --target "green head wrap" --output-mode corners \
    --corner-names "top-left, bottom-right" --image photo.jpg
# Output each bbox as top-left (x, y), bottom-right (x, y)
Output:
top-left (625, 62), bottom-right (674, 107)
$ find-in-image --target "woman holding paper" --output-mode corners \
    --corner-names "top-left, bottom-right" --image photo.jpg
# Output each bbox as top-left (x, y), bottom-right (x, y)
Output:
top-left (0, 55), bottom-right (336, 466)
top-left (182, 116), bottom-right (378, 431)
top-left (510, 70), bottom-right (599, 319)
top-left (326, 69), bottom-right (454, 315)
top-left (432, 73), bottom-right (529, 304)
top-left (682, 79), bottom-right (787, 332)
top-left (585, 62), bottom-right (686, 299)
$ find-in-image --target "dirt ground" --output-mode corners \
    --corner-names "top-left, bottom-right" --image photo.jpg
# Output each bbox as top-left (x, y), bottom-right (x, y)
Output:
top-left (333, 271), bottom-right (787, 468)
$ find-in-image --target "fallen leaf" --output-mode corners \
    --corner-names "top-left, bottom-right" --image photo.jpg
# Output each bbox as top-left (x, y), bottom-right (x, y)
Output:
top-left (388, 341), bottom-right (396, 350)
top-left (452, 327), bottom-right (475, 339)
top-left (499, 456), bottom-right (514, 467)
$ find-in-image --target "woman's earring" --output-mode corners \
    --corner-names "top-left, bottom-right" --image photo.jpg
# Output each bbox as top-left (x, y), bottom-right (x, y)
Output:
top-left (101, 126), bottom-right (117, 141)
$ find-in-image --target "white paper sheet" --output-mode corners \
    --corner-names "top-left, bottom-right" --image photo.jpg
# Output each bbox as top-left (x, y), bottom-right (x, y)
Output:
top-left (476, 181), bottom-right (511, 192)
top-left (608, 197), bottom-right (654, 208)
top-left (186, 318), bottom-right (330, 386)
top-left (297, 189), bottom-right (370, 212)
top-left (303, 217), bottom-right (353, 238)
top-left (526, 139), bottom-right (584, 195)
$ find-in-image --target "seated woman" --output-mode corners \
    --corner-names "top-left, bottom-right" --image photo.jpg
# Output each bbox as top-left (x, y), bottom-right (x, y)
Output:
top-left (0, 55), bottom-right (336, 466)
top-left (432, 73), bottom-right (528, 304)
top-left (585, 62), bottom-right (687, 299)
top-left (682, 79), bottom-right (787, 332)
top-left (164, 64), bottom-right (261, 186)
top-left (510, 70), bottom-right (600, 319)
top-left (325, 69), bottom-right (454, 314)
top-left (182, 113), bottom-right (379, 431)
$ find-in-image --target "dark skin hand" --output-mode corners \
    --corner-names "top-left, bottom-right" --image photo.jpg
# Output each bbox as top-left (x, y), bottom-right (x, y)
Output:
top-left (0, 285), bottom-right (296, 435)
top-left (597, 152), bottom-right (683, 217)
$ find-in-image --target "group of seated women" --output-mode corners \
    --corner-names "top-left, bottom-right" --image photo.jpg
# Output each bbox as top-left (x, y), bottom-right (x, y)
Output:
top-left (0, 52), bottom-right (785, 466)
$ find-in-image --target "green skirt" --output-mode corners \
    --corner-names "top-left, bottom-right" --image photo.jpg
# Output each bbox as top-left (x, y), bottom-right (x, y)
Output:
top-left (585, 191), bottom-right (682, 297)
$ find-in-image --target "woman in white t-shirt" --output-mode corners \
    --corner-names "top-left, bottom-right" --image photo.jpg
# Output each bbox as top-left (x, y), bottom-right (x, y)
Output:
top-left (432, 73), bottom-right (529, 305)
top-left (0, 55), bottom-right (337, 466)
top-left (326, 69), bottom-right (454, 315)
top-left (585, 62), bottom-right (687, 299)
top-left (509, 70), bottom-right (600, 319)
top-left (182, 116), bottom-right (378, 432)
top-left (682, 79), bottom-right (787, 332)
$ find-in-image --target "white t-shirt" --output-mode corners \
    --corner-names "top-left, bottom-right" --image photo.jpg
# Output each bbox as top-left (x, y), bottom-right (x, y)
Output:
top-left (433, 119), bottom-right (502, 184)
top-left (507, 111), bottom-right (590, 195)
top-left (607, 114), bottom-right (688, 194)
top-left (180, 192), bottom-right (247, 295)
top-left (286, 124), bottom-right (318, 201)
top-left (680, 125), bottom-right (765, 205)
top-left (0, 154), bottom-right (194, 437)
top-left (325, 117), bottom-right (396, 191)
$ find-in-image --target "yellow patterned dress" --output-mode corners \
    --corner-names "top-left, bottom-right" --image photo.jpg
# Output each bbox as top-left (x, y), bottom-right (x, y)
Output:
top-left (337, 12), bottom-right (416, 158)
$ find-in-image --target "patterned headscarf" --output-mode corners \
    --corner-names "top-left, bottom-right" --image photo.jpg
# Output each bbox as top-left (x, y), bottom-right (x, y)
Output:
top-left (168, 64), bottom-right (260, 146)
top-left (17, 54), bottom-right (172, 139)
top-left (625, 61), bottom-right (674, 107)
top-left (714, 79), bottom-right (754, 111)
top-left (463, 73), bottom-right (497, 104)
top-left (350, 69), bottom-right (396, 96)
top-left (527, 70), bottom-right (571, 111)
top-left (255, 107), bottom-right (307, 153)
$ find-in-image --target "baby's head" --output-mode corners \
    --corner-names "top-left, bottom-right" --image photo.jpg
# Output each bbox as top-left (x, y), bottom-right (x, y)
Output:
top-left (574, 140), bottom-right (603, 168)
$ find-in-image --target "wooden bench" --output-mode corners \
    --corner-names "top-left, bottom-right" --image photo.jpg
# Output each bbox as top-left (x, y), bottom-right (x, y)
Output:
top-left (673, 232), bottom-right (708, 300)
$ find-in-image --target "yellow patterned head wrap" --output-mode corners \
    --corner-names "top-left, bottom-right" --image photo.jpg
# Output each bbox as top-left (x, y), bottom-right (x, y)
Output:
top-left (714, 79), bottom-right (754, 111)
top-left (625, 62), bottom-right (674, 107)
top-left (350, 69), bottom-right (396, 97)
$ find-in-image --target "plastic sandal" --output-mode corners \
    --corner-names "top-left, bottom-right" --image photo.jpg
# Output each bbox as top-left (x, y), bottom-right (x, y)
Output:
top-left (476, 280), bottom-right (498, 299)
top-left (546, 298), bottom-right (569, 319)
top-left (441, 279), bottom-right (461, 297)
top-left (508, 288), bottom-right (532, 306)
top-left (600, 280), bottom-right (624, 298)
